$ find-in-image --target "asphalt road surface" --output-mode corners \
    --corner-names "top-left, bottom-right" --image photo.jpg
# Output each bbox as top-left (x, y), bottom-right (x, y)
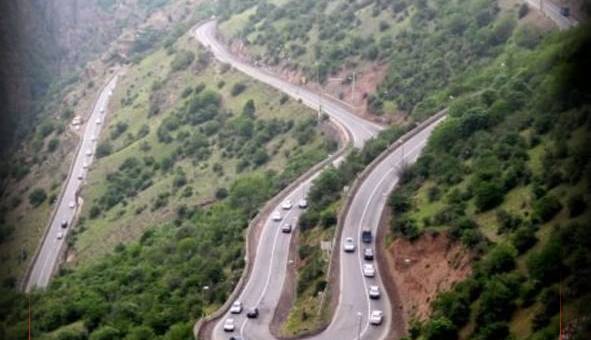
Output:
top-left (194, 21), bottom-right (382, 148)
top-left (324, 115), bottom-right (446, 340)
top-left (525, 0), bottom-right (579, 30)
top-left (25, 71), bottom-right (121, 291)
top-left (195, 21), bottom-right (446, 340)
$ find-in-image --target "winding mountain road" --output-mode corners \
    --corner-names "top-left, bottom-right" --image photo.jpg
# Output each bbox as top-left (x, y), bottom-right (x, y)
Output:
top-left (194, 21), bottom-right (446, 340)
top-left (24, 71), bottom-right (121, 291)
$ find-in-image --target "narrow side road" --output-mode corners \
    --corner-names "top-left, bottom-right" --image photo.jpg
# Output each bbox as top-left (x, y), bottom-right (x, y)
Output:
top-left (24, 70), bottom-right (121, 291)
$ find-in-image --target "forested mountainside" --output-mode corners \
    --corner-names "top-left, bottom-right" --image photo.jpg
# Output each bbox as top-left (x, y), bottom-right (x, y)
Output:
top-left (0, 1), bottom-right (588, 339)
top-left (0, 1), bottom-right (337, 338)
top-left (215, 0), bottom-right (555, 120)
top-left (214, 0), bottom-right (591, 338)
top-left (0, 0), bottom-right (205, 155)
top-left (0, 0), bottom-right (211, 284)
top-left (388, 26), bottom-right (591, 339)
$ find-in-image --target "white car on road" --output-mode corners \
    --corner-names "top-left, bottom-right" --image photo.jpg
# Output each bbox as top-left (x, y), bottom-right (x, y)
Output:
top-left (68, 201), bottom-right (76, 209)
top-left (363, 263), bottom-right (376, 277)
top-left (96, 118), bottom-right (102, 125)
top-left (369, 310), bottom-right (384, 325)
top-left (271, 211), bottom-right (282, 221)
top-left (281, 200), bottom-right (293, 210)
top-left (343, 237), bottom-right (356, 252)
top-left (298, 199), bottom-right (308, 209)
top-left (369, 285), bottom-right (380, 299)
top-left (223, 318), bottom-right (235, 332)
top-left (57, 232), bottom-right (64, 240)
top-left (85, 149), bottom-right (93, 156)
top-left (230, 301), bottom-right (242, 314)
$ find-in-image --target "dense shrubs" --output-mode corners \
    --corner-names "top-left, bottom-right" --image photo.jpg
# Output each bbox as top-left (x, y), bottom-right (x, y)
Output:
top-left (96, 157), bottom-right (156, 211)
top-left (29, 188), bottom-right (47, 207)
top-left (170, 50), bottom-right (195, 71)
top-left (95, 142), bottom-right (113, 158)
top-left (230, 82), bottom-right (247, 96)
top-left (533, 195), bottom-right (562, 222)
top-left (388, 20), bottom-right (591, 340)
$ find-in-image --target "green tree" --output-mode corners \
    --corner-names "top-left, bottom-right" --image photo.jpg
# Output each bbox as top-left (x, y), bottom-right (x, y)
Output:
top-left (89, 325), bottom-right (120, 340)
top-left (527, 236), bottom-right (562, 284)
top-left (48, 138), bottom-right (60, 152)
top-left (242, 99), bottom-right (256, 117)
top-left (96, 142), bottom-right (113, 158)
top-left (424, 317), bottom-right (457, 340)
top-left (125, 325), bottom-right (156, 340)
top-left (229, 174), bottom-right (272, 214)
top-left (474, 180), bottom-right (504, 211)
top-left (481, 243), bottom-right (517, 276)
top-left (534, 195), bottom-right (563, 222)
top-left (29, 188), bottom-right (47, 207)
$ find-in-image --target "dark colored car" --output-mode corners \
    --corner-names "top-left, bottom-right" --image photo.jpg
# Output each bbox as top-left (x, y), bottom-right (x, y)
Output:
top-left (60, 220), bottom-right (68, 228)
top-left (246, 307), bottom-right (259, 319)
top-left (361, 229), bottom-right (372, 243)
top-left (560, 6), bottom-right (570, 17)
top-left (364, 248), bottom-right (374, 260)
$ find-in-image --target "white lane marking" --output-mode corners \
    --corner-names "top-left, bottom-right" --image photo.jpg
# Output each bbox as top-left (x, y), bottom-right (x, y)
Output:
top-left (31, 77), bottom-right (118, 288)
top-left (239, 189), bottom-right (302, 338)
top-left (358, 139), bottom-right (427, 339)
top-left (326, 133), bottom-right (426, 333)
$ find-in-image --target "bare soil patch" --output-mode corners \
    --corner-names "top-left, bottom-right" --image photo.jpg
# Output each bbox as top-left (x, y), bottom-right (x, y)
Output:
top-left (383, 230), bottom-right (472, 324)
top-left (225, 39), bottom-right (396, 124)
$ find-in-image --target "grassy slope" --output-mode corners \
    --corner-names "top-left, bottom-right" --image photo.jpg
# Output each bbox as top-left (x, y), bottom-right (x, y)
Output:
top-left (0, 8), bottom-right (336, 340)
top-left (72, 32), bottom-right (327, 265)
top-left (0, 66), bottom-right (109, 283)
top-left (0, 0), bottom-right (213, 284)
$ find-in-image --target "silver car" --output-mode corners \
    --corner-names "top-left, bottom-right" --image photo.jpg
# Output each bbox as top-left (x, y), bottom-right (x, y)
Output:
top-left (343, 237), bottom-right (356, 252)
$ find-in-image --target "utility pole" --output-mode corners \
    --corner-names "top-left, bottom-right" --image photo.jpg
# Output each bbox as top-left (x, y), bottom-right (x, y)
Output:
top-left (28, 296), bottom-right (31, 340)
top-left (316, 62), bottom-right (323, 119)
top-left (202, 285), bottom-right (209, 317)
top-left (351, 71), bottom-right (356, 105)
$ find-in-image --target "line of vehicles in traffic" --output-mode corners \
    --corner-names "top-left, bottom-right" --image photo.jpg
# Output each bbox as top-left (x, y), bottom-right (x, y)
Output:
top-left (223, 197), bottom-right (308, 333)
top-left (344, 227), bottom-right (385, 326)
top-left (222, 197), bottom-right (385, 335)
top-left (56, 97), bottom-right (111, 241)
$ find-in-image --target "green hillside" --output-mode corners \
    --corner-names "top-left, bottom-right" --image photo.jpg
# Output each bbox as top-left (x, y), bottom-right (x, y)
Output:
top-left (0, 5), bottom-right (335, 340)
top-left (211, 0), bottom-right (591, 338)
top-left (71, 32), bottom-right (330, 265)
top-left (389, 25), bottom-right (591, 340)
top-left (215, 0), bottom-right (543, 120)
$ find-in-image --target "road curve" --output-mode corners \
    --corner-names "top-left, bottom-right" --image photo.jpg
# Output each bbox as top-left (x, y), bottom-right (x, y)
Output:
top-left (194, 21), bottom-right (382, 148)
top-left (194, 21), bottom-right (448, 340)
top-left (25, 71), bottom-right (121, 291)
top-left (324, 115), bottom-right (446, 340)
